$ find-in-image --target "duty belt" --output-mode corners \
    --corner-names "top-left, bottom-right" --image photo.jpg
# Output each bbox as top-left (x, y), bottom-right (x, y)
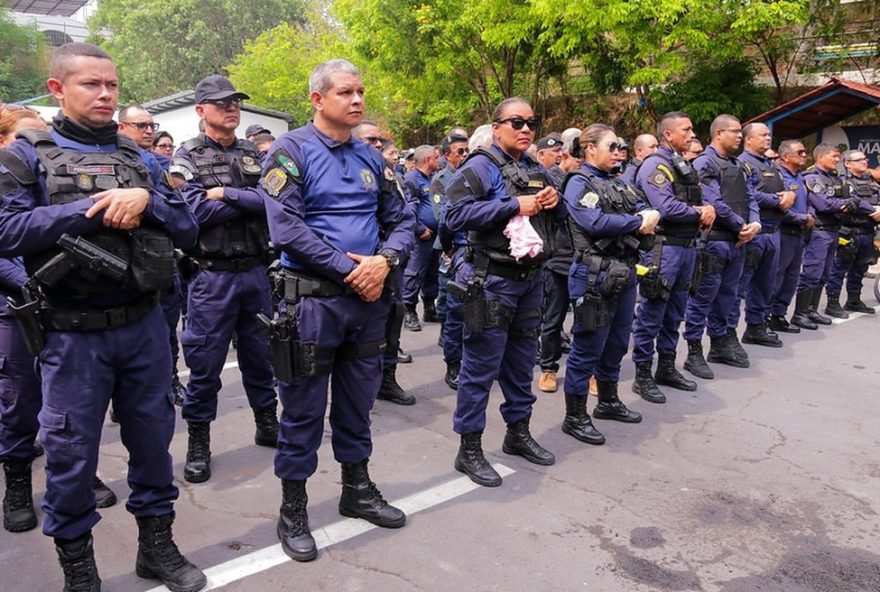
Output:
top-left (657, 235), bottom-right (695, 248)
top-left (42, 294), bottom-right (157, 332)
top-left (779, 225), bottom-right (805, 238)
top-left (759, 225), bottom-right (780, 234)
top-left (706, 229), bottom-right (739, 242)
top-left (195, 256), bottom-right (264, 273)
top-left (486, 261), bottom-right (542, 282)
top-left (843, 226), bottom-right (876, 235)
top-left (813, 225), bottom-right (840, 232)
top-left (281, 270), bottom-right (354, 303)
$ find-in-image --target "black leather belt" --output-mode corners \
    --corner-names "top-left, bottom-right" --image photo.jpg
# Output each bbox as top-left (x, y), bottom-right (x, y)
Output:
top-left (281, 270), bottom-right (353, 303)
top-left (759, 225), bottom-right (780, 234)
top-left (43, 294), bottom-right (157, 332)
top-left (706, 229), bottom-right (738, 242)
top-left (195, 256), bottom-right (264, 272)
top-left (814, 225), bottom-right (840, 232)
top-left (657, 235), bottom-right (696, 248)
top-left (486, 261), bottom-right (542, 282)
top-left (779, 225), bottom-right (804, 238)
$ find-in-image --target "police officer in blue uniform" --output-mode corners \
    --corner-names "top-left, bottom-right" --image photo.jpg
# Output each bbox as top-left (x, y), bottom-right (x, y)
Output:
top-left (770, 140), bottom-right (814, 332)
top-left (561, 124), bottom-right (659, 444)
top-left (0, 43), bottom-right (205, 592)
top-left (445, 97), bottom-right (561, 488)
top-left (826, 149), bottom-right (880, 315)
top-left (631, 112), bottom-right (715, 403)
top-left (794, 143), bottom-right (860, 326)
top-left (260, 59), bottom-right (415, 562)
top-left (684, 115), bottom-right (761, 378)
top-left (174, 75), bottom-right (278, 484)
top-left (734, 123), bottom-right (796, 347)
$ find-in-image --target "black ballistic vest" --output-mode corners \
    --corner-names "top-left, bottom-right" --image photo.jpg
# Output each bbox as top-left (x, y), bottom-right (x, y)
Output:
top-left (644, 151), bottom-right (702, 236)
top-left (181, 135), bottom-right (269, 259)
top-left (713, 154), bottom-right (751, 225)
top-left (843, 172), bottom-right (879, 229)
top-left (744, 155), bottom-right (785, 223)
top-left (807, 171), bottom-right (849, 227)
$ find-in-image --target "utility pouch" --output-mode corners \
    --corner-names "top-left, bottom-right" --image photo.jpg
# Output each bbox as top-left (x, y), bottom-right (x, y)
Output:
top-left (573, 294), bottom-right (603, 332)
top-left (130, 229), bottom-right (174, 292)
top-left (743, 243), bottom-right (762, 269)
top-left (602, 261), bottom-right (631, 297)
top-left (638, 267), bottom-right (671, 301)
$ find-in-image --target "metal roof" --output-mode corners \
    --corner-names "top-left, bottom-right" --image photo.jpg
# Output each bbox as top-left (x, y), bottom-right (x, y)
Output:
top-left (9, 0), bottom-right (89, 17)
top-left (747, 78), bottom-right (880, 139)
top-left (143, 90), bottom-right (294, 122)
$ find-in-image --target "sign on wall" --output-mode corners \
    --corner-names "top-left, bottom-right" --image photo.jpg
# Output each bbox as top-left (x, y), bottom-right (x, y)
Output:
top-left (842, 126), bottom-right (880, 168)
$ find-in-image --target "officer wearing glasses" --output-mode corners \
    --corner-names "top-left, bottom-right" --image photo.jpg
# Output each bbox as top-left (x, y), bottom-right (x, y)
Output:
top-left (445, 97), bottom-right (562, 488)
top-left (173, 75), bottom-right (278, 484)
top-left (152, 131), bottom-right (175, 159)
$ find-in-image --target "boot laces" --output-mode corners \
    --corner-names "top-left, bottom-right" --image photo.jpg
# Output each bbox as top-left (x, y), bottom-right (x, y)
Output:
top-left (364, 480), bottom-right (388, 508)
top-left (5, 473), bottom-right (32, 510)
top-left (149, 525), bottom-right (189, 572)
top-left (188, 432), bottom-right (209, 463)
top-left (66, 558), bottom-right (96, 590)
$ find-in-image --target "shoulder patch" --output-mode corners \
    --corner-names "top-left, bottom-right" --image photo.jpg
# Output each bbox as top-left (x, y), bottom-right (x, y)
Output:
top-left (648, 166), bottom-right (671, 188)
top-left (0, 151), bottom-right (37, 186)
top-left (579, 191), bottom-right (600, 208)
top-left (274, 149), bottom-right (301, 183)
top-left (261, 167), bottom-right (288, 198)
top-left (384, 167), bottom-right (396, 182)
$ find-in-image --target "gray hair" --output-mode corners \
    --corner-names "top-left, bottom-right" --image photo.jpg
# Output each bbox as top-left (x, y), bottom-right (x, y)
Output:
top-left (561, 127), bottom-right (582, 154)
top-left (468, 124), bottom-right (493, 152)
top-left (309, 59), bottom-right (360, 94)
top-left (842, 149), bottom-right (866, 163)
top-left (778, 139), bottom-right (804, 157)
top-left (413, 144), bottom-right (435, 165)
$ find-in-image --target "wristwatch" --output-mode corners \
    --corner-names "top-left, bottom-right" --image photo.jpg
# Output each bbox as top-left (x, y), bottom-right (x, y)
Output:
top-left (379, 249), bottom-right (400, 271)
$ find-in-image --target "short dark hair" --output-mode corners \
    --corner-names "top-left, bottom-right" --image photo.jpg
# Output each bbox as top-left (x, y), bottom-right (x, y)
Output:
top-left (50, 42), bottom-right (112, 81)
top-left (709, 114), bottom-right (739, 137)
top-left (657, 111), bottom-right (690, 137)
top-left (153, 131), bottom-right (173, 146)
top-left (778, 139), bottom-right (803, 157)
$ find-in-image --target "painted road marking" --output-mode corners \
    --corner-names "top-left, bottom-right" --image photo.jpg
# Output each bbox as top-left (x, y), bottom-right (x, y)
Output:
top-left (146, 463), bottom-right (516, 591)
top-left (831, 303), bottom-right (880, 324)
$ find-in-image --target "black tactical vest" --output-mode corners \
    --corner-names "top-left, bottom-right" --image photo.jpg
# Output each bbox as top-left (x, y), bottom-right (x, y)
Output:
top-left (807, 171), bottom-right (849, 227)
top-left (843, 172), bottom-right (879, 229)
top-left (464, 147), bottom-right (556, 267)
top-left (642, 151), bottom-right (701, 236)
top-left (743, 155), bottom-right (784, 223)
top-left (18, 130), bottom-right (174, 299)
top-left (180, 135), bottom-right (269, 259)
top-left (713, 154), bottom-right (751, 224)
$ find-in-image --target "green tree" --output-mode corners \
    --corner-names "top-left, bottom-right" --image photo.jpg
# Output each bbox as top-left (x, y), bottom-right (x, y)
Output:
top-left (0, 8), bottom-right (49, 103)
top-left (88, 0), bottom-right (306, 102)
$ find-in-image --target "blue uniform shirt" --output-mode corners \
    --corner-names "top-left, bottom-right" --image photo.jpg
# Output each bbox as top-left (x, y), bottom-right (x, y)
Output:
top-left (778, 166), bottom-right (810, 227)
top-left (804, 167), bottom-right (864, 217)
top-left (259, 122), bottom-right (415, 283)
top-left (0, 257), bottom-right (27, 296)
top-left (634, 146), bottom-right (700, 226)
top-left (693, 145), bottom-right (760, 232)
top-left (405, 168), bottom-right (438, 234)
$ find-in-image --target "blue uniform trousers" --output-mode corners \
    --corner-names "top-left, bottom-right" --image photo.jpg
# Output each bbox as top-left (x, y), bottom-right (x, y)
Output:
top-left (797, 230), bottom-right (837, 293)
top-left (631, 244), bottom-right (696, 363)
top-left (382, 268), bottom-right (405, 369)
top-left (452, 262), bottom-right (542, 435)
top-left (685, 241), bottom-right (746, 340)
top-left (827, 232), bottom-right (874, 295)
top-left (181, 266), bottom-right (276, 423)
top-left (274, 295), bottom-right (389, 481)
top-left (441, 250), bottom-right (466, 365)
top-left (564, 276), bottom-right (637, 393)
top-left (0, 301), bottom-right (41, 465)
top-left (160, 269), bottom-right (183, 374)
top-left (770, 232), bottom-right (806, 316)
top-left (729, 232), bottom-right (779, 327)
top-left (39, 306), bottom-right (178, 540)
top-left (402, 240), bottom-right (439, 306)
top-left (538, 269), bottom-right (570, 373)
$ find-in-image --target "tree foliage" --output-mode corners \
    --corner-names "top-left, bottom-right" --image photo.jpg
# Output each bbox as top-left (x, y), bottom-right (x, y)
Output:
top-left (88, 0), bottom-right (306, 102)
top-left (0, 8), bottom-right (49, 103)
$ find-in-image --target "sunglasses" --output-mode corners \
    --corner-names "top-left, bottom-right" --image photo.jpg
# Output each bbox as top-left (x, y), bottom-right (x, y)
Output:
top-left (122, 121), bottom-right (160, 131)
top-left (795, 150), bottom-right (807, 156)
top-left (605, 142), bottom-right (621, 152)
top-left (155, 143), bottom-right (174, 150)
top-left (454, 147), bottom-right (469, 156)
top-left (496, 117), bottom-right (539, 131)
top-left (203, 98), bottom-right (243, 109)
top-left (363, 135), bottom-right (382, 145)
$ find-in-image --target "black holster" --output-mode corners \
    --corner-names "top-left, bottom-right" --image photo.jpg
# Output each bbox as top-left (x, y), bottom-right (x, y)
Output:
top-left (573, 294), bottom-right (611, 333)
top-left (743, 243), bottom-right (762, 269)
top-left (448, 279), bottom-right (487, 333)
top-left (257, 312), bottom-right (296, 382)
top-left (6, 295), bottom-right (45, 357)
top-left (638, 268), bottom-right (671, 301)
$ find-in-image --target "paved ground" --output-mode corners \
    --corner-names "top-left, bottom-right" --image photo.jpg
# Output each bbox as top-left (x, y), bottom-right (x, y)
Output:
top-left (3, 296), bottom-right (880, 591)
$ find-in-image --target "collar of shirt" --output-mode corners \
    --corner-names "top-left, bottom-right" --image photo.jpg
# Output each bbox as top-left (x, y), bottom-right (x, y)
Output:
top-left (583, 162), bottom-right (609, 179)
top-left (306, 121), bottom-right (356, 150)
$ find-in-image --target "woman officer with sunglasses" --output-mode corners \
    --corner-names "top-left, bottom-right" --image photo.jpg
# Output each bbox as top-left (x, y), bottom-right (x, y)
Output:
top-left (444, 97), bottom-right (561, 488)
top-left (560, 125), bottom-right (661, 445)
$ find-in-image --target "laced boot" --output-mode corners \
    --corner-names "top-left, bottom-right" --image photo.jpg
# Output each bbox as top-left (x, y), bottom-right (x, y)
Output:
top-left (742, 323), bottom-right (783, 348)
top-left (725, 329), bottom-right (750, 365)
top-left (377, 365), bottom-right (415, 405)
top-left (444, 360), bottom-right (461, 390)
top-left (422, 299), bottom-right (440, 323)
top-left (654, 353), bottom-right (697, 391)
top-left (135, 513), bottom-right (206, 592)
top-left (502, 416), bottom-right (556, 465)
top-left (593, 381), bottom-right (642, 423)
top-left (824, 291), bottom-right (849, 319)
top-left (183, 422), bottom-right (211, 483)
top-left (277, 479), bottom-right (317, 562)
top-left (808, 287), bottom-right (832, 325)
top-left (683, 339), bottom-right (714, 379)
top-left (561, 392), bottom-right (605, 444)
top-left (55, 532), bottom-right (101, 592)
top-left (254, 405), bottom-right (279, 447)
top-left (707, 333), bottom-right (749, 368)
top-left (3, 462), bottom-right (36, 532)
top-left (791, 289), bottom-right (818, 330)
top-left (338, 460), bottom-right (406, 528)
top-left (454, 432), bottom-right (502, 487)
top-left (403, 304), bottom-right (422, 332)
top-left (769, 314), bottom-right (800, 334)
top-left (92, 477), bottom-right (117, 509)
top-left (631, 361), bottom-right (665, 404)
top-left (845, 291), bottom-right (875, 314)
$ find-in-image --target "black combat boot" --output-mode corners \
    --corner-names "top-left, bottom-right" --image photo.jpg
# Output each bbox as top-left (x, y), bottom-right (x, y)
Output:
top-left (92, 477), bottom-right (117, 509)
top-left (707, 333), bottom-right (749, 368)
top-left (560, 392), bottom-right (605, 444)
top-left (277, 479), bottom-right (317, 562)
top-left (791, 289), bottom-right (818, 330)
top-left (403, 304), bottom-right (422, 332)
top-left (824, 291), bottom-right (849, 319)
top-left (769, 314), bottom-right (800, 334)
top-left (683, 339), bottom-right (714, 379)
top-left (845, 291), bottom-right (875, 314)
top-left (631, 361), bottom-right (666, 404)
top-left (338, 460), bottom-right (406, 528)
top-left (725, 329), bottom-right (750, 365)
top-left (135, 513), bottom-right (206, 592)
top-left (3, 462), bottom-right (36, 532)
top-left (444, 360), bottom-right (461, 390)
top-left (377, 365), bottom-right (416, 405)
top-left (183, 422), bottom-right (211, 483)
top-left (422, 299), bottom-right (440, 323)
top-left (808, 287), bottom-right (832, 325)
top-left (593, 381), bottom-right (642, 423)
top-left (171, 370), bottom-right (186, 407)
top-left (454, 432), bottom-right (502, 487)
top-left (502, 416), bottom-right (556, 465)
top-left (654, 353), bottom-right (697, 391)
top-left (742, 323), bottom-right (783, 348)
top-left (254, 405), bottom-right (279, 447)
top-left (55, 532), bottom-right (101, 592)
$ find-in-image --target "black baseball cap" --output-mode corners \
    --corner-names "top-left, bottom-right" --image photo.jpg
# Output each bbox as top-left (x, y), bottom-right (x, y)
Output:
top-left (441, 133), bottom-right (469, 153)
top-left (245, 124), bottom-right (270, 137)
top-left (536, 133), bottom-right (562, 151)
top-left (195, 75), bottom-right (250, 104)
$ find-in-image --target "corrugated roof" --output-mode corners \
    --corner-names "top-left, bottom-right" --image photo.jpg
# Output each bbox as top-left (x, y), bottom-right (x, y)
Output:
top-left (9, 0), bottom-right (89, 17)
top-left (747, 78), bottom-right (880, 139)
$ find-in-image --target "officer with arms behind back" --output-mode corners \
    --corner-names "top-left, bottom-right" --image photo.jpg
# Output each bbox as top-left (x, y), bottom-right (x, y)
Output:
top-left (173, 75), bottom-right (279, 484)
top-left (445, 97), bottom-right (562, 488)
top-left (260, 59), bottom-right (415, 563)
top-left (0, 42), bottom-right (205, 592)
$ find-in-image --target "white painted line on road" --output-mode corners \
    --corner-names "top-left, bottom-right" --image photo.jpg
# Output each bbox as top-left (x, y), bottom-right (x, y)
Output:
top-left (146, 463), bottom-right (516, 591)
top-left (178, 361), bottom-right (238, 379)
top-left (830, 303), bottom-right (880, 324)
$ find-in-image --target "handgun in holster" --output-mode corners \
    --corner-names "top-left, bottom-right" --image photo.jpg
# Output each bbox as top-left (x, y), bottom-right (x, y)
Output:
top-left (6, 283), bottom-right (45, 357)
top-left (447, 278), bottom-right (486, 333)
